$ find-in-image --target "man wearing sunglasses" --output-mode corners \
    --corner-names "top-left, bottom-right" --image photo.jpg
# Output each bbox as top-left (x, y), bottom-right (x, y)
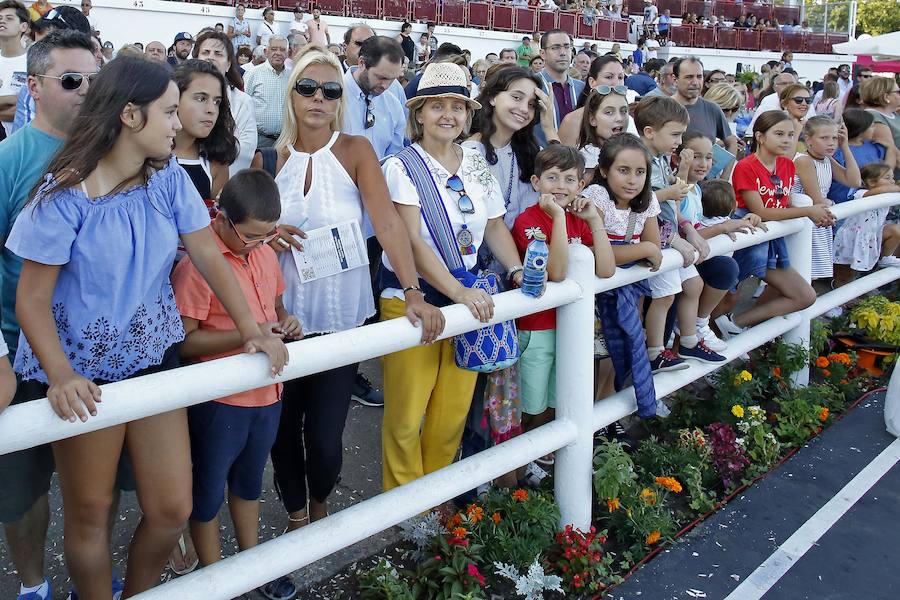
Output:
top-left (0, 29), bottom-right (97, 600)
top-left (244, 35), bottom-right (290, 149)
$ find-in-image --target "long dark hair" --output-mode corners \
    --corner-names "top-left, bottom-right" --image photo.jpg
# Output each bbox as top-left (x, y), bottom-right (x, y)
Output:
top-left (473, 66), bottom-right (542, 183)
top-left (749, 109), bottom-right (792, 153)
top-left (576, 55), bottom-right (623, 108)
top-left (172, 59), bottom-right (238, 166)
top-left (578, 89), bottom-right (627, 149)
top-left (590, 133), bottom-right (653, 213)
top-left (33, 55), bottom-right (172, 202)
top-left (193, 30), bottom-right (244, 91)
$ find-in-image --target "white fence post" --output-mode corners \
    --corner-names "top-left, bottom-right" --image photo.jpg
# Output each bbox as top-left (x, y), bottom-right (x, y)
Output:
top-left (784, 194), bottom-right (814, 386)
top-left (554, 244), bottom-right (596, 530)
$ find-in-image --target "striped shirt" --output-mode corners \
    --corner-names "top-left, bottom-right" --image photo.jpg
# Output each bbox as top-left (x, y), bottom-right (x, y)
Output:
top-left (244, 61), bottom-right (290, 137)
top-left (792, 153), bottom-right (834, 279)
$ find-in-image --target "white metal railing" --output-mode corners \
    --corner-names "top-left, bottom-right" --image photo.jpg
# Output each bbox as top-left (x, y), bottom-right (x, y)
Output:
top-left (1, 192), bottom-right (898, 599)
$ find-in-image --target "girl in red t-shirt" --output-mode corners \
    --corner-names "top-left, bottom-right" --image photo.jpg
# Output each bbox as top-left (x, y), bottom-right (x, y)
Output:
top-left (716, 110), bottom-right (834, 336)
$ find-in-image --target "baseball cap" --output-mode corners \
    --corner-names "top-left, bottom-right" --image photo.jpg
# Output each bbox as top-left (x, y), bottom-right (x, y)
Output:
top-left (37, 6), bottom-right (91, 34)
top-left (173, 32), bottom-right (193, 44)
top-left (102, 40), bottom-right (113, 49)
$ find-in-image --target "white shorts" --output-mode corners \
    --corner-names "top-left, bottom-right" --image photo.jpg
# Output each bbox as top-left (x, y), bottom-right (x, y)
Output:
top-left (648, 265), bottom-right (699, 298)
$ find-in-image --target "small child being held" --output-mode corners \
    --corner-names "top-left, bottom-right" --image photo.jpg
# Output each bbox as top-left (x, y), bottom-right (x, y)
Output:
top-left (512, 145), bottom-right (615, 433)
top-left (833, 162), bottom-right (900, 283)
top-left (171, 169), bottom-right (302, 594)
top-left (634, 96), bottom-right (719, 369)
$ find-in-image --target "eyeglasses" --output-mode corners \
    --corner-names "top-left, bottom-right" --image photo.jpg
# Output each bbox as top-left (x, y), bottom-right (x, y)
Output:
top-left (294, 78), bottom-right (343, 100)
top-left (595, 84), bottom-right (628, 96)
top-left (364, 95), bottom-right (375, 129)
top-left (770, 174), bottom-right (785, 204)
top-left (446, 175), bottom-right (475, 214)
top-left (37, 72), bottom-right (98, 90)
top-left (227, 216), bottom-right (280, 249)
top-left (547, 43), bottom-right (573, 53)
top-left (789, 96), bottom-right (813, 105)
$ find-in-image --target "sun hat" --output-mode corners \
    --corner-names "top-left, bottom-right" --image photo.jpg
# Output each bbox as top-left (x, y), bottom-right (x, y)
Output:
top-left (406, 62), bottom-right (481, 110)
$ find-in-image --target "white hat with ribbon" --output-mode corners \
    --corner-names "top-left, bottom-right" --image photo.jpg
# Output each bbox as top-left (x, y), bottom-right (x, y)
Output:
top-left (406, 62), bottom-right (481, 110)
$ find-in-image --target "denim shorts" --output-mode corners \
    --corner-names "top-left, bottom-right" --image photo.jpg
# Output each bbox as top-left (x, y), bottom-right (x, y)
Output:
top-left (189, 400), bottom-right (282, 522)
top-left (731, 209), bottom-right (790, 283)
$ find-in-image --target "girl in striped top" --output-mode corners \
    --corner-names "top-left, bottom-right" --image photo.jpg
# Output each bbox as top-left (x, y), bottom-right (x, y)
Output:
top-left (793, 116), bottom-right (862, 280)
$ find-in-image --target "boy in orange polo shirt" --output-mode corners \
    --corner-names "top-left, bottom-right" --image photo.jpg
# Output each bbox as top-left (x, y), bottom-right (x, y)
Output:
top-left (171, 170), bottom-right (301, 596)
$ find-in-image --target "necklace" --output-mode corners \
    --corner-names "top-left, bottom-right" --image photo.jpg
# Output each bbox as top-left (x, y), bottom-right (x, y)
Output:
top-left (503, 146), bottom-right (516, 209)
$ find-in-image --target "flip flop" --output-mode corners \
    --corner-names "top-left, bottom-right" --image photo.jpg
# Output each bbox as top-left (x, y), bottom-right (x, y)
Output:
top-left (168, 533), bottom-right (199, 576)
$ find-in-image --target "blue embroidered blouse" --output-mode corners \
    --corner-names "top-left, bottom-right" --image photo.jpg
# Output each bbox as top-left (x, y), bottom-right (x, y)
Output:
top-left (6, 157), bottom-right (211, 383)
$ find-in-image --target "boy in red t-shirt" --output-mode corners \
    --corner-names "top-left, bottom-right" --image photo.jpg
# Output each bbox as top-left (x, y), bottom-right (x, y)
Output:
top-left (171, 170), bottom-right (302, 599)
top-left (512, 145), bottom-right (615, 436)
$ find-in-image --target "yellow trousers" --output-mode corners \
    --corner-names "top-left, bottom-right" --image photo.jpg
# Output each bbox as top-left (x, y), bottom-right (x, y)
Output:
top-left (380, 297), bottom-right (478, 491)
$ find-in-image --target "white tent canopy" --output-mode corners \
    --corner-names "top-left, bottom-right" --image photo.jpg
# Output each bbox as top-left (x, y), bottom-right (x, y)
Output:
top-left (833, 31), bottom-right (900, 60)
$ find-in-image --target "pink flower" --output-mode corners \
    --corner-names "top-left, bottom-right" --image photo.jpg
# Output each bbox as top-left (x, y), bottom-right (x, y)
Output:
top-left (467, 563), bottom-right (486, 586)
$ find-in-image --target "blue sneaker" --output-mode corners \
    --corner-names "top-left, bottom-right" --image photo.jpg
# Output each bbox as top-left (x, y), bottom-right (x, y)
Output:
top-left (16, 579), bottom-right (51, 600)
top-left (258, 575), bottom-right (299, 600)
top-left (66, 576), bottom-right (124, 600)
top-left (678, 340), bottom-right (727, 364)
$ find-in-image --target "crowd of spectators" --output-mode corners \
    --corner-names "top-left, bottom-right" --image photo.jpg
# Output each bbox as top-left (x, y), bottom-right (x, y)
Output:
top-left (0, 2), bottom-right (898, 600)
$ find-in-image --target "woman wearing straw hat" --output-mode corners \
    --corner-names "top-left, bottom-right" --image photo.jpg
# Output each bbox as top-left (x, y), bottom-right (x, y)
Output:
top-left (379, 62), bottom-right (536, 490)
top-left (251, 47), bottom-right (444, 542)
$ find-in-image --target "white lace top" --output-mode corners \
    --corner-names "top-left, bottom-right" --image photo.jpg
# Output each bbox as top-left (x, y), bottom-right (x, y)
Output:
top-left (275, 131), bottom-right (375, 334)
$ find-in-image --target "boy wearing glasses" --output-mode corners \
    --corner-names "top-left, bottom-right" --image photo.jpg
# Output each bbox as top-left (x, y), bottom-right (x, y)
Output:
top-left (171, 169), bottom-right (301, 597)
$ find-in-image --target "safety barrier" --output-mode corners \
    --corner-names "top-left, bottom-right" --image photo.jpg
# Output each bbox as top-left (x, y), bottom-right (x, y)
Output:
top-left (1, 192), bottom-right (899, 599)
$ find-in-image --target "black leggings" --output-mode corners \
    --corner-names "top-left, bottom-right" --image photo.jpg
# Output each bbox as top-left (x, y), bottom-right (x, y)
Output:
top-left (270, 362), bottom-right (359, 513)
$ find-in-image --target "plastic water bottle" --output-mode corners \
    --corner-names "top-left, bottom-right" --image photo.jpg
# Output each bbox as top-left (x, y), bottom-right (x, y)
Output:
top-left (521, 233), bottom-right (549, 298)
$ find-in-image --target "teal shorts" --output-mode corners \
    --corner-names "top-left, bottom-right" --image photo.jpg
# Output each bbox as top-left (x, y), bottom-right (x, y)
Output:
top-left (518, 329), bottom-right (557, 416)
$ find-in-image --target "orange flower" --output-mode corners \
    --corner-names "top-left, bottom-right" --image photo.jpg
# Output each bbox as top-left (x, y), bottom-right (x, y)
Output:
top-left (772, 366), bottom-right (782, 378)
top-left (448, 513), bottom-right (462, 527)
top-left (512, 489), bottom-right (529, 502)
top-left (828, 353), bottom-right (851, 365)
top-left (491, 512), bottom-right (501, 524)
top-left (646, 530), bottom-right (661, 545)
top-left (655, 476), bottom-right (683, 493)
top-left (451, 527), bottom-right (468, 538)
top-left (640, 488), bottom-right (657, 505)
top-left (815, 356), bottom-right (830, 368)
top-left (819, 407), bottom-right (829, 422)
top-left (606, 497), bottom-right (620, 512)
top-left (823, 369), bottom-right (831, 377)
top-left (840, 379), bottom-right (849, 385)
top-left (466, 505), bottom-right (484, 523)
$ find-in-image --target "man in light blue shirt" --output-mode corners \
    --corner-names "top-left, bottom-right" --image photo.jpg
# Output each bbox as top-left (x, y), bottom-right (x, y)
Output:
top-left (342, 35), bottom-right (406, 161)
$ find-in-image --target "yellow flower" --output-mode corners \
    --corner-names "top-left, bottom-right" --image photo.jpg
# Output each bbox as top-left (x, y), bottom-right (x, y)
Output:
top-left (640, 488), bottom-right (657, 506)
top-left (740, 370), bottom-right (752, 382)
top-left (732, 405), bottom-right (745, 419)
top-left (646, 530), bottom-right (661, 545)
top-left (606, 497), bottom-right (620, 512)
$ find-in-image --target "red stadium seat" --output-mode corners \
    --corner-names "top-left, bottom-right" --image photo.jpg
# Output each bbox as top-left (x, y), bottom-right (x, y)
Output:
top-left (782, 32), bottom-right (804, 52)
top-left (346, 0), bottom-right (378, 19)
top-left (658, 0), bottom-right (684, 16)
top-left (693, 26), bottom-right (715, 48)
top-left (626, 0), bottom-right (645, 17)
top-left (750, 4), bottom-right (773, 20)
top-left (826, 33), bottom-right (849, 54)
top-left (557, 11), bottom-right (578, 37)
top-left (514, 8), bottom-right (537, 34)
top-left (412, 0), bottom-right (437, 23)
top-left (669, 25), bottom-right (693, 47)
top-left (684, 0), bottom-right (708, 18)
top-left (313, 0), bottom-right (343, 16)
top-left (577, 19), bottom-right (595, 40)
top-left (382, 0), bottom-right (409, 21)
top-left (713, 1), bottom-right (742, 21)
top-left (494, 4), bottom-right (514, 31)
top-left (467, 2), bottom-right (491, 28)
top-left (715, 27), bottom-right (736, 49)
top-left (595, 18), bottom-right (613, 40)
top-left (773, 6), bottom-right (800, 27)
top-left (612, 19), bottom-right (629, 42)
top-left (537, 10), bottom-right (557, 34)
top-left (737, 29), bottom-right (759, 51)
top-left (805, 33), bottom-right (827, 54)
top-left (276, 0), bottom-right (305, 11)
top-left (245, 0), bottom-right (274, 8)
top-left (760, 30), bottom-right (781, 52)
top-left (441, 0), bottom-right (466, 27)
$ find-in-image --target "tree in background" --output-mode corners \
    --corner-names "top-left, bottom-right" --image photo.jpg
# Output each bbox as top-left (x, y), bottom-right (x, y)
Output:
top-left (802, 0), bottom-right (900, 36)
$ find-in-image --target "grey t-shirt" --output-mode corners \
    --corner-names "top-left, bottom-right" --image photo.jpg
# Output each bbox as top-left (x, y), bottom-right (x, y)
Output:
top-left (684, 97), bottom-right (731, 143)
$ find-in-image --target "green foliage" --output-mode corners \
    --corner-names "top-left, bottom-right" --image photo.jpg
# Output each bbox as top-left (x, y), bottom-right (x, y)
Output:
top-left (593, 437), bottom-right (638, 502)
top-left (850, 296), bottom-right (900, 346)
top-left (357, 558), bottom-right (416, 600)
top-left (773, 388), bottom-right (830, 446)
top-left (545, 526), bottom-right (621, 595)
top-left (413, 534), bottom-right (487, 600)
top-left (857, 0), bottom-right (900, 36)
top-left (734, 405), bottom-right (782, 477)
top-left (464, 490), bottom-right (559, 569)
top-left (608, 483), bottom-right (678, 553)
top-left (682, 464), bottom-right (718, 514)
top-left (802, 0), bottom-right (850, 33)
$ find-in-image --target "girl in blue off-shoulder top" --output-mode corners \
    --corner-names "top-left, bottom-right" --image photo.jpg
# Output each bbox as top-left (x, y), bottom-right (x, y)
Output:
top-left (6, 56), bottom-right (288, 598)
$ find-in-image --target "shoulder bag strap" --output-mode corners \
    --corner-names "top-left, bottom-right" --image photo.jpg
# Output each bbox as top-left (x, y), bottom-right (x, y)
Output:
top-left (624, 210), bottom-right (638, 243)
top-left (394, 147), bottom-right (466, 272)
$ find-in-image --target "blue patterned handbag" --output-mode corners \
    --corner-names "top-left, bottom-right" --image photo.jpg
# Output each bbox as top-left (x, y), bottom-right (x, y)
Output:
top-left (395, 147), bottom-right (519, 373)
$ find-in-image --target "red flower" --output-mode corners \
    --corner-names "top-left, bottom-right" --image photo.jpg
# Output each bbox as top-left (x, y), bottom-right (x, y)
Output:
top-left (467, 563), bottom-right (486, 586)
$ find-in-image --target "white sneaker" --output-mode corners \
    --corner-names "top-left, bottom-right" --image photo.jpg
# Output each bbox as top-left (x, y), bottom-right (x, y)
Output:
top-left (656, 401), bottom-right (671, 418)
top-left (522, 462), bottom-right (548, 488)
top-left (825, 307), bottom-right (843, 318)
top-left (878, 256), bottom-right (900, 268)
top-left (697, 322), bottom-right (727, 352)
top-left (714, 314), bottom-right (746, 340)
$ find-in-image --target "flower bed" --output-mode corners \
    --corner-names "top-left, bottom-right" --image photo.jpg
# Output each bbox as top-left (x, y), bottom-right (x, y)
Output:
top-left (354, 331), bottom-right (881, 599)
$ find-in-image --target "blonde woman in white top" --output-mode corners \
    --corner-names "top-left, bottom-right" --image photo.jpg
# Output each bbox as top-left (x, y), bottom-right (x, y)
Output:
top-left (252, 47), bottom-right (443, 528)
top-left (379, 63), bottom-right (531, 491)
